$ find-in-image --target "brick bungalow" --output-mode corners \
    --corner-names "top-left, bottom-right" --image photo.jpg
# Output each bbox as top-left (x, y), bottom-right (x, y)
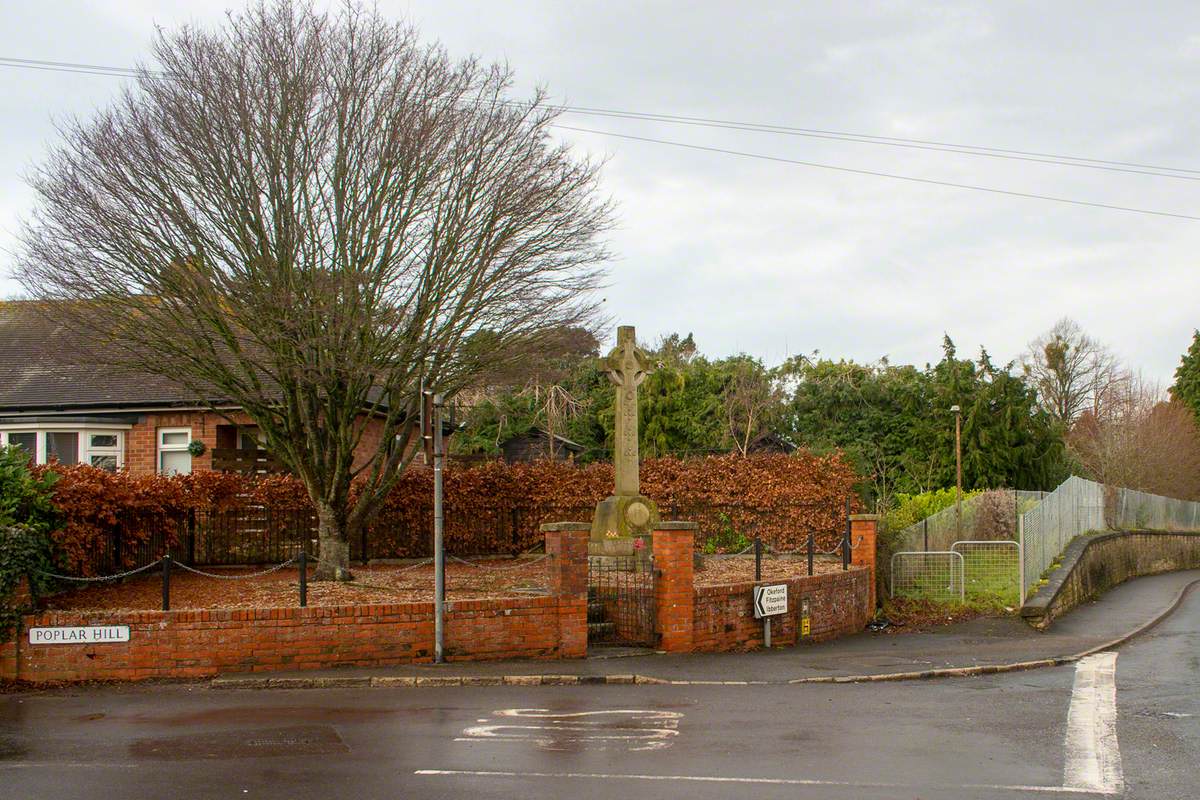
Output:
top-left (0, 300), bottom-right (432, 475)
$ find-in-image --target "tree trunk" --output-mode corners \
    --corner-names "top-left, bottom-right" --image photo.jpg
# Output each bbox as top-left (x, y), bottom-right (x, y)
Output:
top-left (315, 505), bottom-right (353, 581)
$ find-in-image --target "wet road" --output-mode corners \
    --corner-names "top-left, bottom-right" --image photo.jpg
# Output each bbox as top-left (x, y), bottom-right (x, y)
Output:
top-left (3, 588), bottom-right (1198, 799)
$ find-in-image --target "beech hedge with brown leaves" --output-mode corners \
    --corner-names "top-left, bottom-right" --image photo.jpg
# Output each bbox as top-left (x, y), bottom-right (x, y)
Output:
top-left (38, 452), bottom-right (858, 575)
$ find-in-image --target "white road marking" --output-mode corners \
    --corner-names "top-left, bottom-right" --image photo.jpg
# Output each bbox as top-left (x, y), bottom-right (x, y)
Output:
top-left (457, 708), bottom-right (683, 751)
top-left (414, 769), bottom-right (1111, 794)
top-left (0, 762), bottom-right (140, 769)
top-left (1063, 652), bottom-right (1124, 795)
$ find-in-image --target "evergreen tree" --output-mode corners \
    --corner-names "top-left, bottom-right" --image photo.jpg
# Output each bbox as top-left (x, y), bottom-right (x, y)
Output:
top-left (1170, 330), bottom-right (1200, 422)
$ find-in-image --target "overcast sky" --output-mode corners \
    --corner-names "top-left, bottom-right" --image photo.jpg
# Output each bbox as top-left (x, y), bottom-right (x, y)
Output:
top-left (2, 2), bottom-right (1198, 382)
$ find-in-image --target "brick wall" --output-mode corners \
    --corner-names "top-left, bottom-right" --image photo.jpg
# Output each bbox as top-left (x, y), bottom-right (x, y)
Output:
top-left (123, 410), bottom-right (407, 476)
top-left (126, 411), bottom-right (222, 474)
top-left (1, 529), bottom-right (590, 684)
top-left (692, 567), bottom-right (872, 652)
top-left (0, 594), bottom-right (584, 683)
top-left (850, 514), bottom-right (879, 610)
top-left (653, 524), bottom-right (697, 653)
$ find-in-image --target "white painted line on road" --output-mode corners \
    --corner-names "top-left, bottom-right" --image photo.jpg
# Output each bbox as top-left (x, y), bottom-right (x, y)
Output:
top-left (457, 708), bottom-right (683, 752)
top-left (0, 762), bottom-right (140, 770)
top-left (1063, 652), bottom-right (1124, 795)
top-left (414, 769), bottom-right (1111, 794)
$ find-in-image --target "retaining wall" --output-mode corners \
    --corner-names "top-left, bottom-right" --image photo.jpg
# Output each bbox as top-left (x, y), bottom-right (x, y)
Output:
top-left (1020, 530), bottom-right (1200, 629)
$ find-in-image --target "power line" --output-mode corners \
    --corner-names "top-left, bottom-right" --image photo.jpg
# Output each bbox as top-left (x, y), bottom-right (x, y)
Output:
top-left (3, 55), bottom-right (1198, 180)
top-left (529, 104), bottom-right (1200, 182)
top-left (537, 102), bottom-right (1200, 178)
top-left (553, 124), bottom-right (1200, 222)
top-left (3, 54), bottom-right (1197, 219)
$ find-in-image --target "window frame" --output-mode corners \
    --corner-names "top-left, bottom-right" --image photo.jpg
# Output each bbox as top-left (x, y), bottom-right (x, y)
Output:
top-left (157, 427), bottom-right (193, 475)
top-left (0, 426), bottom-right (126, 469)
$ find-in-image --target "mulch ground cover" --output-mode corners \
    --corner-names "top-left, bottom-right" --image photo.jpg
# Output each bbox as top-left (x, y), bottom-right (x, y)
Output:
top-left (694, 555), bottom-right (846, 586)
top-left (42, 554), bottom-right (850, 611)
top-left (42, 558), bottom-right (551, 611)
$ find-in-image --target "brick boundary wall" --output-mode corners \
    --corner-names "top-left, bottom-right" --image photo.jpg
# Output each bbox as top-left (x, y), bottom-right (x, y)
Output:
top-left (0, 523), bottom-right (876, 683)
top-left (1020, 530), bottom-right (1200, 629)
top-left (1, 529), bottom-right (589, 684)
top-left (850, 514), bottom-right (879, 610)
top-left (653, 524), bottom-right (698, 653)
top-left (693, 567), bottom-right (872, 652)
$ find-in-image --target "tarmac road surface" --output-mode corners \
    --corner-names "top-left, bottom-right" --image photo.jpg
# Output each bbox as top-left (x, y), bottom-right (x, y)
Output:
top-left (2, 578), bottom-right (1198, 800)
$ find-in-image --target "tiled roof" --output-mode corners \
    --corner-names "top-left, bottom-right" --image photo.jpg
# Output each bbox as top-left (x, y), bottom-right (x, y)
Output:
top-left (0, 300), bottom-right (213, 411)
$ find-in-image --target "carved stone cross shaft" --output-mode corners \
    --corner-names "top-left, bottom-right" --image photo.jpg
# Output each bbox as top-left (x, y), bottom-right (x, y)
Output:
top-left (607, 325), bottom-right (650, 496)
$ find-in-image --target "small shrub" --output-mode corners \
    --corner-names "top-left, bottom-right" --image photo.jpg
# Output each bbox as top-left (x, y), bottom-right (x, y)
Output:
top-left (0, 525), bottom-right (58, 640)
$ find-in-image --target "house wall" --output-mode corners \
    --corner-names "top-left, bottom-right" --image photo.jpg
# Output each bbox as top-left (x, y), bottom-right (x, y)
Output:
top-left (122, 411), bottom-right (410, 476)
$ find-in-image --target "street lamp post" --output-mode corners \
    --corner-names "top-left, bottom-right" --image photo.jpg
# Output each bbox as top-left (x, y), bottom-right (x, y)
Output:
top-left (951, 404), bottom-right (962, 539)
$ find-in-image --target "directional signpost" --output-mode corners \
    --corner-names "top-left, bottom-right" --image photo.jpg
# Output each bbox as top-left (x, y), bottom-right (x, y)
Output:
top-left (753, 584), bottom-right (787, 648)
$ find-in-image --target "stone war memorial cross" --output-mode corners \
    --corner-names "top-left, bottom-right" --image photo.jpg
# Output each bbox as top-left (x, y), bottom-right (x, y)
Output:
top-left (590, 325), bottom-right (661, 555)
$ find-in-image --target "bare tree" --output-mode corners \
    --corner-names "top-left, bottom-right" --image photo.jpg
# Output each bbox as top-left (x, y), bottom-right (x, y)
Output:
top-left (1068, 376), bottom-right (1200, 500)
top-left (1023, 318), bottom-right (1126, 426)
top-left (16, 1), bottom-right (612, 578)
top-left (721, 358), bottom-right (782, 457)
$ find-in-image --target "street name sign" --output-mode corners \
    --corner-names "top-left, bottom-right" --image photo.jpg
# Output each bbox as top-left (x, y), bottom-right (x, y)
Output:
top-left (753, 584), bottom-right (788, 618)
top-left (28, 626), bottom-right (130, 645)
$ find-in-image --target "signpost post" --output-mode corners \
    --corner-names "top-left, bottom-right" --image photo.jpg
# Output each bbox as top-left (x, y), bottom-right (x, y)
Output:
top-left (753, 584), bottom-right (788, 648)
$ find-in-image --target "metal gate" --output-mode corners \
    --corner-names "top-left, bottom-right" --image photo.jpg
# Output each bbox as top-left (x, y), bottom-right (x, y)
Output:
top-left (587, 555), bottom-right (656, 647)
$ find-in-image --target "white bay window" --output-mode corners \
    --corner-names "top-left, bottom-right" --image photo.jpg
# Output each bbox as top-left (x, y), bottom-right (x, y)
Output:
top-left (0, 426), bottom-right (127, 471)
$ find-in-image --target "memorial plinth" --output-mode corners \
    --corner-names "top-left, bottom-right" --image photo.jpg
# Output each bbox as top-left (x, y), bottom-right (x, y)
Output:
top-left (590, 325), bottom-right (659, 557)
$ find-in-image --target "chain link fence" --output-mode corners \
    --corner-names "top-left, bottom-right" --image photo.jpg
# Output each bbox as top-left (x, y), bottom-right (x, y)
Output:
top-left (890, 478), bottom-right (1200, 606)
top-left (893, 489), bottom-right (1046, 553)
top-left (1019, 477), bottom-right (1200, 600)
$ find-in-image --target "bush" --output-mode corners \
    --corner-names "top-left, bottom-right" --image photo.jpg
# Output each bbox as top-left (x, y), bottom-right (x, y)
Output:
top-left (0, 446), bottom-right (61, 640)
top-left (883, 488), bottom-right (981, 533)
top-left (38, 451), bottom-right (861, 571)
top-left (0, 445), bottom-right (59, 533)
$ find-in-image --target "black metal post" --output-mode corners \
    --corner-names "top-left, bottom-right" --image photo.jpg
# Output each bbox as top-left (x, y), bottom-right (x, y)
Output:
top-left (923, 517), bottom-right (929, 552)
top-left (807, 532), bottom-right (814, 576)
top-left (161, 554), bottom-right (171, 611)
top-left (298, 550), bottom-right (308, 608)
top-left (843, 498), bottom-right (851, 571)
top-left (187, 509), bottom-right (196, 565)
top-left (754, 537), bottom-right (762, 582)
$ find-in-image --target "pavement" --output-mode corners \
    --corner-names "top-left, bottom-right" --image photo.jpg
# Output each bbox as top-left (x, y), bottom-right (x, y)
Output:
top-left (211, 568), bottom-right (1200, 689)
top-left (3, 569), bottom-right (1199, 799)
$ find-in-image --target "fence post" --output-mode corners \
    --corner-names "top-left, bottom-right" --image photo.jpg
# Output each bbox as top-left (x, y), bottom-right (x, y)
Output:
top-left (754, 537), bottom-right (762, 582)
top-left (187, 509), bottom-right (196, 565)
top-left (511, 508), bottom-right (521, 556)
top-left (1017, 514), bottom-right (1025, 605)
top-left (807, 532), bottom-right (814, 577)
top-left (842, 499), bottom-right (851, 571)
top-left (161, 555), bottom-right (171, 612)
top-left (298, 550), bottom-right (308, 608)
